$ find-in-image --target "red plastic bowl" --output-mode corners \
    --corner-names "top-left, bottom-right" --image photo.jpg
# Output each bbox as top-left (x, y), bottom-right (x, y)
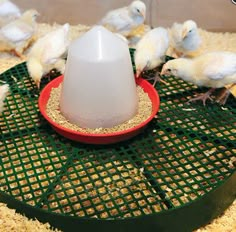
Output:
top-left (38, 75), bottom-right (160, 144)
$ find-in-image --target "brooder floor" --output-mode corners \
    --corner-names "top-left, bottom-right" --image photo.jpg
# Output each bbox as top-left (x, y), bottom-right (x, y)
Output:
top-left (0, 61), bottom-right (235, 231)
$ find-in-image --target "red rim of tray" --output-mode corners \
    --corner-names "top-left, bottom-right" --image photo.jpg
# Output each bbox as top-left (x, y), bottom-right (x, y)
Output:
top-left (38, 75), bottom-right (160, 144)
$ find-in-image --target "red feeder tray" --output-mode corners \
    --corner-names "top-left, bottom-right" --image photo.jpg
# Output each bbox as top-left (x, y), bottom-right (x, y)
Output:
top-left (38, 75), bottom-right (160, 144)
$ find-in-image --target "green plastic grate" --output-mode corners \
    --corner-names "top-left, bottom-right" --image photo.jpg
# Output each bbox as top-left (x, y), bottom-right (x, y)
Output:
top-left (0, 55), bottom-right (235, 232)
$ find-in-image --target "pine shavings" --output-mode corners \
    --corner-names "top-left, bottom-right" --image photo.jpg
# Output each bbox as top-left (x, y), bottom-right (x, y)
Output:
top-left (0, 203), bottom-right (61, 232)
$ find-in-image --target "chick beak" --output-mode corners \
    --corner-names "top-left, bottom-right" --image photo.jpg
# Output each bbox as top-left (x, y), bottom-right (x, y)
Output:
top-left (182, 29), bottom-right (188, 39)
top-left (135, 69), bottom-right (142, 78)
top-left (160, 64), bottom-right (166, 76)
top-left (160, 69), bottom-right (165, 76)
top-left (35, 80), bottom-right (41, 89)
top-left (140, 10), bottom-right (145, 19)
top-left (35, 11), bottom-right (40, 18)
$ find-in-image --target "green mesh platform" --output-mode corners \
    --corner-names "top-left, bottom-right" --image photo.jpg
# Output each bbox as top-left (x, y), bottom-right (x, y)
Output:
top-left (0, 54), bottom-right (235, 232)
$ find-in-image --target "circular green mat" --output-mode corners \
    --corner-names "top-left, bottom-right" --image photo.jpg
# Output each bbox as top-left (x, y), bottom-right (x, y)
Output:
top-left (0, 55), bottom-right (235, 231)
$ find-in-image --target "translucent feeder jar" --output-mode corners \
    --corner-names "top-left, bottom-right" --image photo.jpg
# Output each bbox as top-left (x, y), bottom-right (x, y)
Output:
top-left (60, 26), bottom-right (138, 129)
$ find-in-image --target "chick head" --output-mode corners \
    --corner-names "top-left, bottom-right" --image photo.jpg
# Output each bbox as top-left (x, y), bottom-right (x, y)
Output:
top-left (160, 59), bottom-right (183, 77)
top-left (129, 0), bottom-right (146, 20)
top-left (182, 20), bottom-right (198, 39)
top-left (22, 9), bottom-right (40, 21)
top-left (135, 54), bottom-right (159, 78)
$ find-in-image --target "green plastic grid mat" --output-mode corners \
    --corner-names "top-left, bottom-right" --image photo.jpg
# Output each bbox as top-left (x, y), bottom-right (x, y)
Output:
top-left (0, 60), bottom-right (235, 232)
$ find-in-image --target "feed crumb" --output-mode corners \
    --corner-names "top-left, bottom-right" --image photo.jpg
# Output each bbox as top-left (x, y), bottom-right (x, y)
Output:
top-left (46, 84), bottom-right (153, 134)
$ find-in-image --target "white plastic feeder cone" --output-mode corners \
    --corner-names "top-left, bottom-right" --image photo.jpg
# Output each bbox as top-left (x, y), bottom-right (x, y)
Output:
top-left (60, 26), bottom-right (138, 129)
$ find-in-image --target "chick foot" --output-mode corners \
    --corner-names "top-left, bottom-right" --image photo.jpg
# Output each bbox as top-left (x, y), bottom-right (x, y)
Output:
top-left (153, 73), bottom-right (168, 87)
top-left (188, 88), bottom-right (215, 106)
top-left (11, 49), bottom-right (26, 60)
top-left (216, 84), bottom-right (235, 105)
top-left (146, 72), bottom-right (168, 87)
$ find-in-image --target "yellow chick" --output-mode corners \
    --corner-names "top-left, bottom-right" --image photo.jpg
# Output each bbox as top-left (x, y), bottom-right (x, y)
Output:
top-left (27, 23), bottom-right (70, 89)
top-left (135, 27), bottom-right (169, 86)
top-left (99, 0), bottom-right (146, 37)
top-left (0, 9), bottom-right (39, 59)
top-left (161, 51), bottom-right (236, 105)
top-left (0, 84), bottom-right (9, 114)
top-left (169, 20), bottom-right (201, 58)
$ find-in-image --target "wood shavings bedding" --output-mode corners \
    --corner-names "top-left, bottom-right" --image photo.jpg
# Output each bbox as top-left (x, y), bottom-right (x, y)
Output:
top-left (0, 203), bottom-right (61, 232)
top-left (0, 23), bottom-right (235, 232)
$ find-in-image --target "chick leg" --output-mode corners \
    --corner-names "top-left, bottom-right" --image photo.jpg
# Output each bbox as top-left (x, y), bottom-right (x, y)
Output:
top-left (216, 83), bottom-right (236, 105)
top-left (152, 72), bottom-right (168, 87)
top-left (188, 88), bottom-right (216, 106)
top-left (24, 36), bottom-right (37, 51)
top-left (11, 49), bottom-right (26, 60)
top-left (146, 71), bottom-right (168, 87)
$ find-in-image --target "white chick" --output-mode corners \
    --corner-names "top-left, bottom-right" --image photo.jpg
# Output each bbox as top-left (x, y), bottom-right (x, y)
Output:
top-left (170, 20), bottom-right (201, 57)
top-left (134, 27), bottom-right (169, 86)
top-left (27, 23), bottom-right (70, 89)
top-left (161, 51), bottom-right (236, 105)
top-left (0, 0), bottom-right (21, 25)
top-left (0, 9), bottom-right (39, 59)
top-left (0, 84), bottom-right (9, 114)
top-left (99, 0), bottom-right (146, 37)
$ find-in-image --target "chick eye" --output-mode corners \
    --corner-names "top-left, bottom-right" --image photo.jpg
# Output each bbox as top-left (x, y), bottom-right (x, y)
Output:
top-left (167, 68), bottom-right (171, 72)
top-left (137, 9), bottom-right (140, 13)
top-left (189, 30), bottom-right (192, 33)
